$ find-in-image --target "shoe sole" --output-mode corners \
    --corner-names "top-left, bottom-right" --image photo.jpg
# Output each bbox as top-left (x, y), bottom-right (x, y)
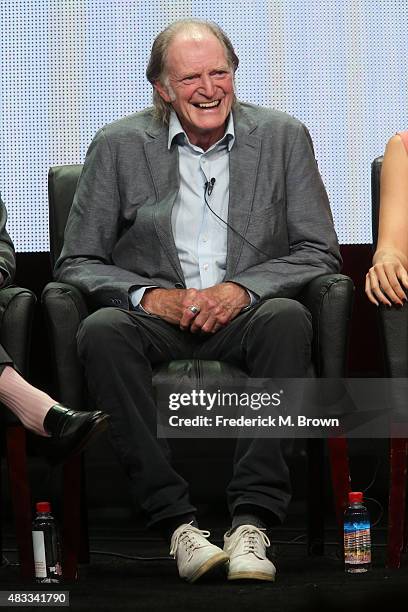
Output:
top-left (68, 414), bottom-right (110, 457)
top-left (228, 570), bottom-right (275, 582)
top-left (187, 552), bottom-right (230, 583)
top-left (48, 414), bottom-right (110, 465)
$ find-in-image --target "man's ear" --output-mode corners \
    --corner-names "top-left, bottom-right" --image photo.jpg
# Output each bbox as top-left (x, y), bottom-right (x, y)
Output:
top-left (154, 81), bottom-right (172, 103)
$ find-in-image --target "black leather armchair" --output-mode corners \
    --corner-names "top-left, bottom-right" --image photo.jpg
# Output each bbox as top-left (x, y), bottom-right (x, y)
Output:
top-left (42, 164), bottom-right (354, 564)
top-left (0, 285), bottom-right (36, 578)
top-left (371, 156), bottom-right (408, 568)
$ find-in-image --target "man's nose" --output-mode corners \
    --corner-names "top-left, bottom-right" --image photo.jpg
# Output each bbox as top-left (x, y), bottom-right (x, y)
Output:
top-left (199, 74), bottom-right (216, 98)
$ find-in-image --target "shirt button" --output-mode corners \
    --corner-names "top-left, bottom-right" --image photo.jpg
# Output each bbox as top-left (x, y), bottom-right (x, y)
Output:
top-left (202, 235), bottom-right (208, 243)
top-left (203, 264), bottom-right (209, 271)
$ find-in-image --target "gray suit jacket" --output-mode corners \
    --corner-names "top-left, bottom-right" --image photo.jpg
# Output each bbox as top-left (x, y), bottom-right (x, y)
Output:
top-left (0, 197), bottom-right (16, 286)
top-left (55, 102), bottom-right (341, 308)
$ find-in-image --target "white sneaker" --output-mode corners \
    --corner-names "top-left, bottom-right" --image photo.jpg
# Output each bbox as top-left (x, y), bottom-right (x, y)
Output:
top-left (223, 524), bottom-right (276, 581)
top-left (170, 523), bottom-right (229, 583)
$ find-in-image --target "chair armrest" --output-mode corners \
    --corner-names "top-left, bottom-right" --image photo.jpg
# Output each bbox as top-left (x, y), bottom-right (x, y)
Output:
top-left (41, 282), bottom-right (89, 409)
top-left (298, 274), bottom-right (354, 377)
top-left (371, 156), bottom-right (383, 250)
top-left (378, 304), bottom-right (408, 377)
top-left (0, 286), bottom-right (36, 375)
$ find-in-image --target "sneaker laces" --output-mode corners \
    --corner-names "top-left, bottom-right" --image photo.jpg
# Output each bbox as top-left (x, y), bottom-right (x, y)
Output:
top-left (233, 525), bottom-right (271, 559)
top-left (170, 522), bottom-right (211, 559)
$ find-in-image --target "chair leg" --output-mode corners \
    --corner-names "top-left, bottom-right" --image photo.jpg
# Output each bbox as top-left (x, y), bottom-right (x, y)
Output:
top-left (79, 458), bottom-right (89, 564)
top-left (327, 438), bottom-right (351, 543)
top-left (307, 439), bottom-right (325, 555)
top-left (0, 439), bottom-right (3, 567)
top-left (62, 454), bottom-right (82, 580)
top-left (387, 438), bottom-right (408, 569)
top-left (6, 425), bottom-right (34, 579)
top-left (404, 474), bottom-right (408, 554)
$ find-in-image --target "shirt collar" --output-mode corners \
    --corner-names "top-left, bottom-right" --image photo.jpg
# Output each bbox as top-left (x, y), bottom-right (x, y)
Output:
top-left (168, 110), bottom-right (235, 152)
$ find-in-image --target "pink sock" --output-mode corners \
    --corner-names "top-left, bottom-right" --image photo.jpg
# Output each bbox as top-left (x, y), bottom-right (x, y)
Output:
top-left (0, 366), bottom-right (56, 436)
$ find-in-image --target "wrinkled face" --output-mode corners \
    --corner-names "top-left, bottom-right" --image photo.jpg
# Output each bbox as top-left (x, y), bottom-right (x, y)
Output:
top-left (155, 32), bottom-right (235, 149)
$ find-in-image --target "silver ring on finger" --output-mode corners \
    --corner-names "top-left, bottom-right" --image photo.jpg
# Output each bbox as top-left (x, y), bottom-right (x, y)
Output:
top-left (188, 305), bottom-right (200, 315)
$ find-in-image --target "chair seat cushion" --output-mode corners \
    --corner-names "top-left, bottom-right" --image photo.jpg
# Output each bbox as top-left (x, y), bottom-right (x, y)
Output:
top-left (153, 359), bottom-right (248, 387)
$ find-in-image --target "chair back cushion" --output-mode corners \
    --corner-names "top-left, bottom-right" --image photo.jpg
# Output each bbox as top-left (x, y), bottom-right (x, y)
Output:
top-left (48, 165), bottom-right (83, 267)
top-left (371, 156), bottom-right (383, 249)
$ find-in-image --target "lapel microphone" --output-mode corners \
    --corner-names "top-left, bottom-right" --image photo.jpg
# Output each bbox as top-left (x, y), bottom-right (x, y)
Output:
top-left (206, 177), bottom-right (216, 196)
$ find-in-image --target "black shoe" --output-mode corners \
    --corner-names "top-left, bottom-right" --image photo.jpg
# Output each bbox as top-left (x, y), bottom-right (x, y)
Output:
top-left (43, 404), bottom-right (110, 465)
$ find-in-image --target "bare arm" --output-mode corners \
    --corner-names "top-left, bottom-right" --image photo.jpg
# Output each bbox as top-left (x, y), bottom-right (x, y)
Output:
top-left (366, 135), bottom-right (408, 305)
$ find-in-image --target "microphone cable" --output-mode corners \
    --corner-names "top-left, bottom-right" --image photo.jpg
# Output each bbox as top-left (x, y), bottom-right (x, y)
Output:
top-left (203, 178), bottom-right (272, 259)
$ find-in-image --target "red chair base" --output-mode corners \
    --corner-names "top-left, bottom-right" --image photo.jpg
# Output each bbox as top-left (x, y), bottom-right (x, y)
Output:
top-left (387, 438), bottom-right (408, 568)
top-left (6, 425), bottom-right (34, 579)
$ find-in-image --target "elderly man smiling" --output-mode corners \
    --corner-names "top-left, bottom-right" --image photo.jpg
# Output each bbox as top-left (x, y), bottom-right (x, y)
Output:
top-left (56, 18), bottom-right (341, 583)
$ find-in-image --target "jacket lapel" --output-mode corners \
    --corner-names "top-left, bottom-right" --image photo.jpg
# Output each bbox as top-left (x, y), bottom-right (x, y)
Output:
top-left (144, 121), bottom-right (185, 284)
top-left (226, 107), bottom-right (261, 278)
top-left (142, 107), bottom-right (261, 285)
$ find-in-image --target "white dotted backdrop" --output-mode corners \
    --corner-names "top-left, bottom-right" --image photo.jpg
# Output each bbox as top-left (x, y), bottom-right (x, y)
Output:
top-left (1, 0), bottom-right (407, 251)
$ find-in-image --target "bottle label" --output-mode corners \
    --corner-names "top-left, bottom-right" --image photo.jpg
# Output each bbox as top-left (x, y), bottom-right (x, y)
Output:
top-left (50, 562), bottom-right (63, 576)
top-left (344, 524), bottom-right (371, 564)
top-left (32, 530), bottom-right (47, 578)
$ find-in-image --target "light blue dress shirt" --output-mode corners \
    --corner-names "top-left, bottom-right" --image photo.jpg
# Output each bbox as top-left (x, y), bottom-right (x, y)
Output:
top-left (130, 111), bottom-right (256, 310)
top-left (169, 110), bottom-right (234, 290)
top-left (130, 111), bottom-right (233, 307)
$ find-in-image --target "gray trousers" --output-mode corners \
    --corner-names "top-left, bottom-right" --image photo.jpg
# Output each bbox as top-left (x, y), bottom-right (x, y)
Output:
top-left (77, 298), bottom-right (312, 527)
